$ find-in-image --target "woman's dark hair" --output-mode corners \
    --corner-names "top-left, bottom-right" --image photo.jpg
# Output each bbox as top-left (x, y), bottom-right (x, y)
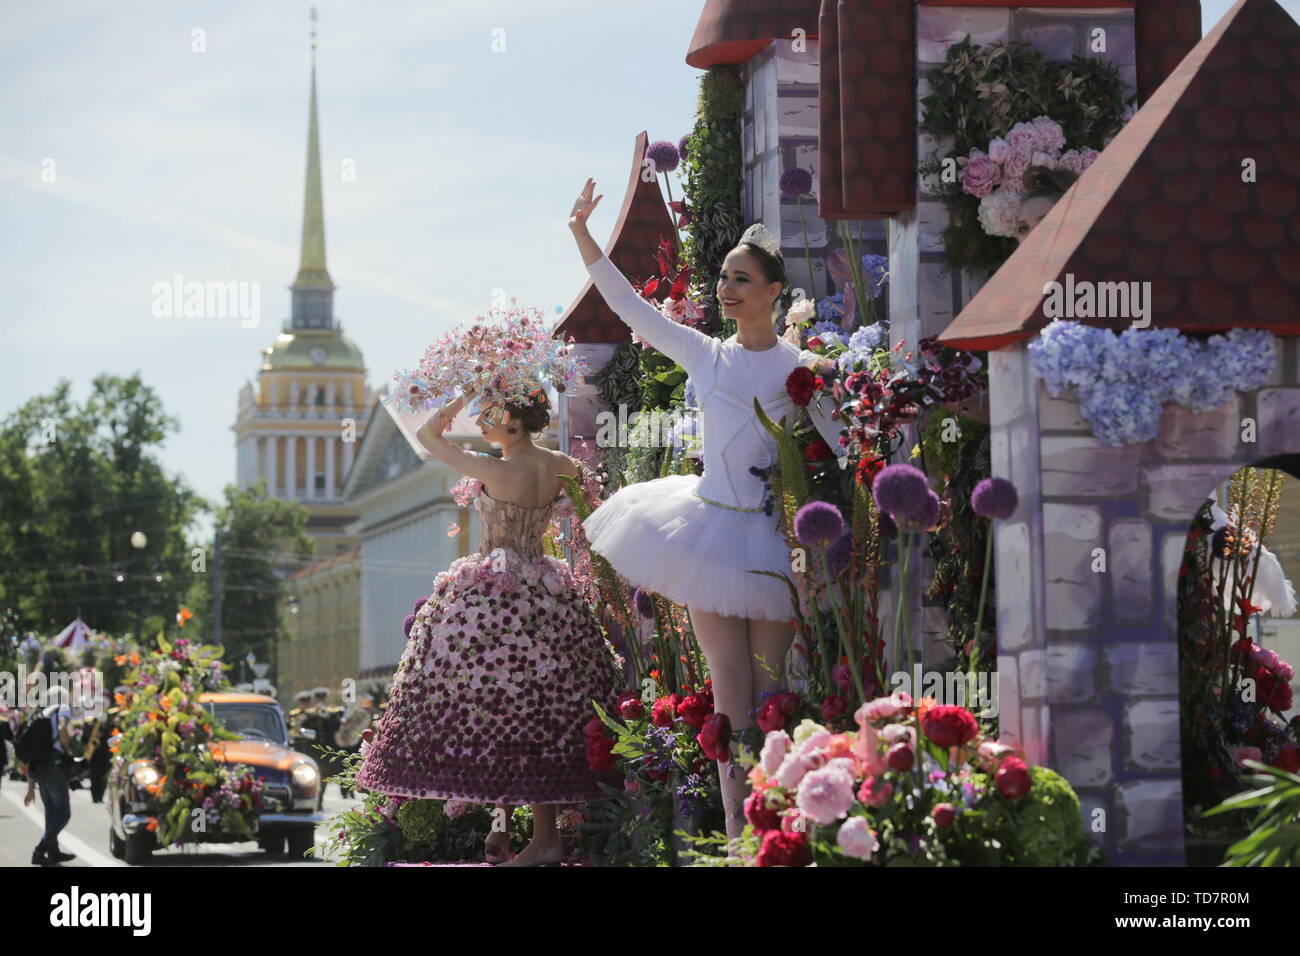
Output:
top-left (1022, 164), bottom-right (1080, 203)
top-left (736, 240), bottom-right (787, 289)
top-left (503, 393), bottom-right (550, 434)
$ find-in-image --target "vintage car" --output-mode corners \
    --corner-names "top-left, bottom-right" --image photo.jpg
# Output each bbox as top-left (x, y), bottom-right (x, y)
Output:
top-left (107, 692), bottom-right (324, 863)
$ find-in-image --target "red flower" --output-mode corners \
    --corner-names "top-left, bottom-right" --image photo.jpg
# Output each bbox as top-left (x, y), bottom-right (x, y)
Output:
top-left (856, 454), bottom-right (886, 487)
top-left (756, 701), bottom-right (786, 734)
top-left (932, 803), bottom-right (956, 829)
top-left (583, 716), bottom-right (606, 740)
top-left (617, 691), bottom-right (644, 721)
top-left (804, 439), bottom-right (834, 462)
top-left (995, 756), bottom-right (1032, 800)
top-left (921, 705), bottom-right (980, 748)
top-left (1257, 669), bottom-right (1294, 712)
top-left (821, 694), bottom-right (848, 722)
top-left (786, 366), bottom-right (817, 406)
top-left (886, 742), bottom-right (914, 772)
top-left (652, 694), bottom-right (681, 726)
top-left (1271, 745), bottom-right (1300, 773)
top-left (744, 786), bottom-right (783, 831)
top-left (676, 692), bottom-right (714, 729)
top-left (586, 735), bottom-right (617, 773)
top-left (755, 829), bottom-right (811, 867)
top-left (697, 712), bottom-right (732, 762)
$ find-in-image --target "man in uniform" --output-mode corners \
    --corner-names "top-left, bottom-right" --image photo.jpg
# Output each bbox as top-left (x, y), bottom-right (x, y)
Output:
top-left (309, 687), bottom-right (343, 808)
top-left (287, 691), bottom-right (313, 756)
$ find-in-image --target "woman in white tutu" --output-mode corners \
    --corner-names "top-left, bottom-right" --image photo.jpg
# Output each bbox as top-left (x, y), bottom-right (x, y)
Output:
top-left (568, 178), bottom-right (846, 841)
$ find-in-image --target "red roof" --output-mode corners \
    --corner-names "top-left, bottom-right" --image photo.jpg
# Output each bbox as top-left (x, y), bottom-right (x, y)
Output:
top-left (555, 131), bottom-right (679, 344)
top-left (938, 0), bottom-right (1300, 352)
top-left (686, 0), bottom-right (821, 69)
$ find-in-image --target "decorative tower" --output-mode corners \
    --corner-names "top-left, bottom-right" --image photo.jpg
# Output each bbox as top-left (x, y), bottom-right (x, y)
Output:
top-left (233, 9), bottom-right (371, 556)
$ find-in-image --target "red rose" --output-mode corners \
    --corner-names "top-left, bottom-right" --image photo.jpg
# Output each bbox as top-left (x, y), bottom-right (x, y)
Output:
top-left (756, 701), bottom-right (786, 734)
top-left (697, 712), bottom-right (732, 762)
top-left (786, 366), bottom-right (817, 406)
top-left (583, 716), bottom-right (606, 740)
top-left (921, 705), bottom-right (980, 748)
top-left (1257, 670), bottom-right (1294, 712)
top-left (821, 694), bottom-right (848, 722)
top-left (652, 694), bottom-right (681, 727)
top-left (1271, 745), bottom-right (1300, 773)
top-left (676, 692), bottom-right (714, 729)
top-left (755, 829), bottom-right (811, 867)
top-left (886, 742), bottom-right (914, 772)
top-left (586, 735), bottom-right (617, 773)
top-left (804, 440), bottom-right (834, 462)
top-left (995, 756), bottom-right (1032, 800)
top-left (932, 803), bottom-right (956, 829)
top-left (617, 692), bottom-right (644, 721)
top-left (744, 786), bottom-right (784, 831)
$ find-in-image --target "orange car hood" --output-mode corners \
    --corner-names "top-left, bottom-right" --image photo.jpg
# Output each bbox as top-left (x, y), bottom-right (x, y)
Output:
top-left (209, 739), bottom-right (310, 771)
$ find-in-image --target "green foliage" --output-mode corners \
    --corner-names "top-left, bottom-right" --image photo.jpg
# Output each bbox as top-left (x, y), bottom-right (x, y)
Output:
top-left (1203, 762), bottom-right (1300, 866)
top-left (187, 480), bottom-right (315, 672)
top-left (682, 65), bottom-right (744, 331)
top-left (0, 374), bottom-right (202, 638)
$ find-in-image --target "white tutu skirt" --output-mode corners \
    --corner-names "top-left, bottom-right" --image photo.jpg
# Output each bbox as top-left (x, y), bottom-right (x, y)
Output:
top-left (581, 473), bottom-right (795, 622)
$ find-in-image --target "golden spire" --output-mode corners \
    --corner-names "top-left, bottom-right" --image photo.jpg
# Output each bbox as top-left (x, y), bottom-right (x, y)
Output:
top-left (293, 6), bottom-right (333, 291)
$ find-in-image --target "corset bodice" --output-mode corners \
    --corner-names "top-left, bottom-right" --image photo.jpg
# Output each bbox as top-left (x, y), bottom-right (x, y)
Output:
top-left (476, 491), bottom-right (561, 558)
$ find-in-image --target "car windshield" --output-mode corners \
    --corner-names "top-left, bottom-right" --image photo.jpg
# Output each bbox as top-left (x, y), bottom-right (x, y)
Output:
top-left (208, 703), bottom-right (287, 745)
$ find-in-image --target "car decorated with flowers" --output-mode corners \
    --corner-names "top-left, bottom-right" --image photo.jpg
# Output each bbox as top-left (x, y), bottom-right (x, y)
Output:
top-left (107, 692), bottom-right (324, 863)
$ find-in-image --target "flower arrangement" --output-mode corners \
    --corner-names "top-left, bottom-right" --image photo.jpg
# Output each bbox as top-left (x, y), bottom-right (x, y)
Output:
top-left (919, 36), bottom-right (1130, 270)
top-left (109, 633), bottom-right (262, 846)
top-left (1027, 320), bottom-right (1277, 446)
top-left (952, 115), bottom-right (1099, 238)
top-left (680, 695), bottom-right (1096, 866)
top-left (386, 302), bottom-right (588, 418)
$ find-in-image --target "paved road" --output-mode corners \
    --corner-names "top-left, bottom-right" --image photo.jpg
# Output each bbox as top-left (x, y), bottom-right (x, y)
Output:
top-left (0, 775), bottom-right (362, 868)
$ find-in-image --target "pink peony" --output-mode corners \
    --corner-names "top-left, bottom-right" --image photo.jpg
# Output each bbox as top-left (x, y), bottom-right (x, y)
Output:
top-left (880, 723), bottom-right (915, 746)
top-left (987, 137), bottom-right (1011, 164)
top-left (443, 798), bottom-right (469, 818)
top-left (1030, 115), bottom-right (1066, 154)
top-left (761, 730), bottom-right (792, 775)
top-left (960, 150), bottom-right (1003, 198)
top-left (796, 763), bottom-right (857, 824)
top-left (1000, 143), bottom-right (1034, 192)
top-left (1080, 148), bottom-right (1099, 170)
top-left (776, 751), bottom-right (815, 790)
top-left (857, 691), bottom-right (912, 724)
top-left (1006, 121), bottom-right (1038, 152)
top-left (1056, 149), bottom-right (1083, 173)
top-left (836, 816), bottom-right (879, 861)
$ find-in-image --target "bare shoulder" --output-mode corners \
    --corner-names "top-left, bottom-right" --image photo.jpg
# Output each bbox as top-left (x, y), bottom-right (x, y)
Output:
top-left (549, 448), bottom-right (581, 479)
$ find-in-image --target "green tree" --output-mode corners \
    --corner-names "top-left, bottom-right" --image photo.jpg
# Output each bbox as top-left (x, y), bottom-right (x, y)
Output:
top-left (185, 479), bottom-right (314, 679)
top-left (0, 375), bottom-right (201, 639)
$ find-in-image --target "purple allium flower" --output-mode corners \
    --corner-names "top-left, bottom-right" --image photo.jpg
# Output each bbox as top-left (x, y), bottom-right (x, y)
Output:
top-left (971, 477), bottom-right (1019, 520)
top-left (827, 531), bottom-right (852, 579)
top-left (646, 140), bottom-right (680, 174)
top-left (898, 489), bottom-right (941, 533)
top-left (402, 613), bottom-right (417, 638)
top-left (780, 166), bottom-right (813, 198)
top-left (872, 464), bottom-right (931, 520)
top-left (634, 588), bottom-right (655, 619)
top-left (794, 500), bottom-right (845, 548)
top-left (678, 135), bottom-right (690, 160)
top-left (411, 595), bottom-right (429, 615)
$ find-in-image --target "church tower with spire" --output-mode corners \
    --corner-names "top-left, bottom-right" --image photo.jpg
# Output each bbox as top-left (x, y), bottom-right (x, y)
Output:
top-left (233, 9), bottom-right (370, 555)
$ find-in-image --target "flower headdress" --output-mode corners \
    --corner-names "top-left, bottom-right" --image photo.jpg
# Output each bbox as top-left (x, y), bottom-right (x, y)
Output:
top-left (385, 301), bottom-right (588, 423)
top-left (740, 222), bottom-right (781, 257)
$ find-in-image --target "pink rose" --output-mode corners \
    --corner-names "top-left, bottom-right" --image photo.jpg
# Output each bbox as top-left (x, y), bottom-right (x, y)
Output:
top-left (837, 816), bottom-right (879, 861)
top-left (1233, 746), bottom-right (1262, 770)
top-left (857, 774), bottom-right (893, 808)
top-left (761, 731), bottom-right (792, 775)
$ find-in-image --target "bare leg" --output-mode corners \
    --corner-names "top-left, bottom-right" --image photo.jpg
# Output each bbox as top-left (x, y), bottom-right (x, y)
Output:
top-left (748, 616), bottom-right (795, 709)
top-left (501, 804), bottom-right (562, 865)
top-left (688, 607), bottom-right (752, 843)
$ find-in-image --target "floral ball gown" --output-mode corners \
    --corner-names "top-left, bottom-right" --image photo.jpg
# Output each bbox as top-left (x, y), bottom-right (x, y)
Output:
top-left (356, 485), bottom-right (625, 804)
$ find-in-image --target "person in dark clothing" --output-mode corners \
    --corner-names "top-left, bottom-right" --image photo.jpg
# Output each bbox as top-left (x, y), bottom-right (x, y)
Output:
top-left (22, 689), bottom-right (77, 866)
top-left (0, 707), bottom-right (15, 790)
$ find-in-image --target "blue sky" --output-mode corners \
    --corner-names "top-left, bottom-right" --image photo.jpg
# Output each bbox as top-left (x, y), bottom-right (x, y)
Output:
top-left (0, 0), bottom-right (1291, 540)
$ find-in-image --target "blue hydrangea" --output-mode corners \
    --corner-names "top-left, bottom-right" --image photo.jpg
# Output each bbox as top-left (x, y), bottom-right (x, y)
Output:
top-left (1028, 320), bottom-right (1277, 446)
top-left (683, 377), bottom-right (697, 408)
top-left (861, 254), bottom-right (889, 300)
top-left (849, 324), bottom-right (885, 354)
top-left (817, 292), bottom-right (845, 320)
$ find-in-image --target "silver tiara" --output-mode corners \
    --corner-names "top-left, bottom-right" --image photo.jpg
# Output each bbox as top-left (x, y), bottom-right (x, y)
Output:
top-left (740, 222), bottom-right (780, 257)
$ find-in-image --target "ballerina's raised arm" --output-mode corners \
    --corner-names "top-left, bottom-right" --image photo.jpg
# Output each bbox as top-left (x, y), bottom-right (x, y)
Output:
top-left (569, 178), bottom-right (715, 377)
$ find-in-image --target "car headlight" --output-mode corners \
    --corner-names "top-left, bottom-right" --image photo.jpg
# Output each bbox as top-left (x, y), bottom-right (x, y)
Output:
top-left (130, 762), bottom-right (160, 789)
top-left (291, 762), bottom-right (319, 787)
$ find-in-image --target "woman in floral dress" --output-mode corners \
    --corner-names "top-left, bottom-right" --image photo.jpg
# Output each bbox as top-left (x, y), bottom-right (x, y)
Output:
top-left (355, 386), bottom-right (625, 866)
